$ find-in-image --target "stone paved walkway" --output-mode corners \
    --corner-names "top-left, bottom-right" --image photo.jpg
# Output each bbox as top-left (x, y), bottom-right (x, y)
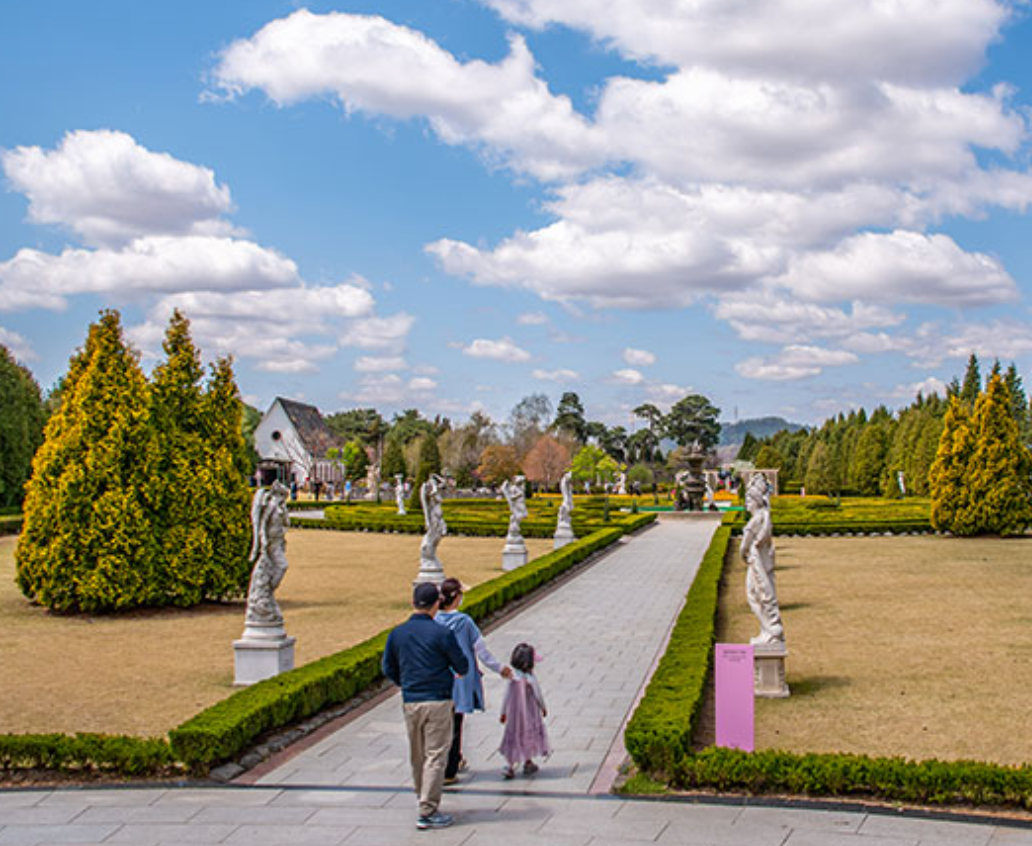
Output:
top-left (2, 517), bottom-right (1029, 845)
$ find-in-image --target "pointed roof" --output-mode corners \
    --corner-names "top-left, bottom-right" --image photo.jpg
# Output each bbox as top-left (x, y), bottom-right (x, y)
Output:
top-left (276, 397), bottom-right (344, 457)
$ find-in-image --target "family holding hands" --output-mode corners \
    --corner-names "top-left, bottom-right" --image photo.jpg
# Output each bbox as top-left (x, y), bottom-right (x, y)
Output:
top-left (382, 578), bottom-right (550, 831)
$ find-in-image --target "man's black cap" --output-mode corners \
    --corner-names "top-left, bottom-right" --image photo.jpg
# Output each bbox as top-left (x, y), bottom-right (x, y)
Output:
top-left (413, 582), bottom-right (440, 609)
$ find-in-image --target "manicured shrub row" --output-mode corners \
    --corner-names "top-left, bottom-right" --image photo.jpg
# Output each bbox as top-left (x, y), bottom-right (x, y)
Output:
top-left (285, 501), bottom-right (332, 511)
top-left (773, 520), bottom-right (933, 536)
top-left (0, 514), bottom-right (23, 536)
top-left (669, 747), bottom-right (1032, 810)
top-left (0, 733), bottom-right (175, 776)
top-left (169, 526), bottom-right (627, 771)
top-left (624, 525), bottom-right (732, 776)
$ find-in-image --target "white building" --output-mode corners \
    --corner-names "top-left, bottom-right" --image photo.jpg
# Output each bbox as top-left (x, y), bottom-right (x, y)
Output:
top-left (253, 397), bottom-right (345, 488)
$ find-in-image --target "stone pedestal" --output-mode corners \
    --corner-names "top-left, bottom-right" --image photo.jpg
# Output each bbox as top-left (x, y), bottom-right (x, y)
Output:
top-left (753, 642), bottom-right (789, 698)
top-left (502, 537), bottom-right (529, 571)
top-left (414, 557), bottom-right (445, 585)
top-left (234, 625), bottom-right (296, 686)
top-left (553, 524), bottom-right (575, 550)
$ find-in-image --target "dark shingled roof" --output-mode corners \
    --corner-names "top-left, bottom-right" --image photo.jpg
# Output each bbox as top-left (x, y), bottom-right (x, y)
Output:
top-left (277, 397), bottom-right (344, 457)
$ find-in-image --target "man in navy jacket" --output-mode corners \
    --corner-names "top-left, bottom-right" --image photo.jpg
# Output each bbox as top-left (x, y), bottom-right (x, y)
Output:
top-left (383, 582), bottom-right (469, 830)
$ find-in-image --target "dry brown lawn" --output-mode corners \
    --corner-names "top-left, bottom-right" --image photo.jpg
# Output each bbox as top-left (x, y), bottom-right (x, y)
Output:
top-left (0, 530), bottom-right (552, 738)
top-left (718, 536), bottom-right (1032, 765)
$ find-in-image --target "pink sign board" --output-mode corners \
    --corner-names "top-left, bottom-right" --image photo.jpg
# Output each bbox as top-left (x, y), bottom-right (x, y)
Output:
top-left (715, 643), bottom-right (754, 752)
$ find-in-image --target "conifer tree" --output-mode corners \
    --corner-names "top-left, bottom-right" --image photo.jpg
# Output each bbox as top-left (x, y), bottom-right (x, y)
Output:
top-left (929, 396), bottom-right (975, 533)
top-left (804, 440), bottom-right (838, 496)
top-left (197, 355), bottom-right (252, 599)
top-left (1004, 364), bottom-right (1032, 445)
top-left (962, 374), bottom-right (1032, 535)
top-left (16, 311), bottom-right (158, 611)
top-left (960, 353), bottom-right (981, 407)
top-left (0, 345), bottom-right (45, 509)
top-left (851, 424), bottom-right (889, 495)
top-left (381, 434), bottom-right (406, 480)
top-left (407, 433), bottom-right (442, 512)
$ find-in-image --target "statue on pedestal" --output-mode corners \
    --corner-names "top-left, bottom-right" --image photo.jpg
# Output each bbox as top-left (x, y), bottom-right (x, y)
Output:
top-left (244, 480), bottom-right (291, 633)
top-left (742, 474), bottom-right (783, 645)
top-left (501, 475), bottom-right (528, 540)
top-left (416, 473), bottom-right (447, 583)
top-left (395, 473), bottom-right (406, 515)
top-left (554, 470), bottom-right (575, 549)
top-left (616, 471), bottom-right (627, 495)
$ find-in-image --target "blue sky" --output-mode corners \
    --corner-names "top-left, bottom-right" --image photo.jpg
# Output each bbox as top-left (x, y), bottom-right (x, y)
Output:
top-left (3, 1), bottom-right (1032, 428)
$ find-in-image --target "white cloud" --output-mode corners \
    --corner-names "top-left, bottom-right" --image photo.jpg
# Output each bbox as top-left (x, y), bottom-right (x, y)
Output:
top-left (408, 376), bottom-right (437, 392)
top-left (776, 231), bottom-right (1018, 306)
top-left (889, 377), bottom-right (949, 401)
top-left (644, 383), bottom-right (691, 405)
top-left (212, 10), bottom-right (602, 180)
top-left (736, 345), bottom-right (859, 381)
top-left (611, 368), bottom-right (645, 385)
top-left (461, 336), bottom-right (531, 362)
top-left (0, 326), bottom-right (35, 361)
top-left (345, 372), bottom-right (438, 405)
top-left (622, 347), bottom-right (655, 366)
top-left (2, 130), bottom-right (234, 247)
top-left (518, 311), bottom-right (549, 325)
top-left (479, 0), bottom-right (1007, 86)
top-left (0, 236), bottom-right (299, 312)
top-left (354, 355), bottom-right (407, 373)
top-left (533, 368), bottom-right (579, 381)
top-left (341, 313), bottom-right (415, 351)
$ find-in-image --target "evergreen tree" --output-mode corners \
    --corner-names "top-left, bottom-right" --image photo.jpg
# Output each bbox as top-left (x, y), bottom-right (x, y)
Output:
top-left (380, 434), bottom-right (406, 480)
top-left (1004, 364), bottom-right (1032, 445)
top-left (960, 353), bottom-right (981, 407)
top-left (16, 311), bottom-right (159, 612)
top-left (0, 345), bottom-right (45, 509)
top-left (406, 434), bottom-right (442, 512)
top-left (737, 431), bottom-right (759, 462)
top-left (962, 374), bottom-right (1032, 535)
top-left (851, 424), bottom-right (889, 495)
top-left (929, 396), bottom-right (975, 533)
top-left (554, 392), bottom-right (588, 443)
top-left (752, 444), bottom-right (783, 473)
top-left (198, 355), bottom-right (253, 600)
top-left (804, 440), bottom-right (838, 496)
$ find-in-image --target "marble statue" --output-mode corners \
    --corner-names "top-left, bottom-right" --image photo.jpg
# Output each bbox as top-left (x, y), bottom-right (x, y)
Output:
top-left (245, 480), bottom-right (291, 631)
top-left (741, 473), bottom-right (784, 645)
top-left (416, 473), bottom-right (447, 583)
top-left (616, 471), bottom-right (627, 496)
top-left (395, 473), bottom-right (406, 515)
top-left (501, 475), bottom-right (529, 539)
top-left (554, 470), bottom-right (575, 549)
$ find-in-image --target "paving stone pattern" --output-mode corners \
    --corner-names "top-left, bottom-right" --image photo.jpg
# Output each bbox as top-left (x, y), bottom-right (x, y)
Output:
top-left (1, 518), bottom-right (1026, 844)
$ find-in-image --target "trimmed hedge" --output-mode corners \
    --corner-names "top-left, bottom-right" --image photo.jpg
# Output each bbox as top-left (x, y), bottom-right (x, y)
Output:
top-left (670, 747), bottom-right (1032, 810)
top-left (168, 525), bottom-right (629, 770)
top-left (0, 514), bottom-right (23, 536)
top-left (0, 733), bottom-right (175, 776)
top-left (624, 525), bottom-right (732, 775)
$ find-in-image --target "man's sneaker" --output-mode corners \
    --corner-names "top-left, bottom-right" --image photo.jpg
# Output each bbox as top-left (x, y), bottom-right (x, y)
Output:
top-left (416, 812), bottom-right (454, 830)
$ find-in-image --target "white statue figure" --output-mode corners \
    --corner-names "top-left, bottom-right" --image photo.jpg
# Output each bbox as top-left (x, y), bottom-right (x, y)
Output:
top-left (559, 471), bottom-right (574, 528)
top-left (417, 473), bottom-right (447, 582)
top-left (742, 473), bottom-right (784, 645)
top-left (616, 471), bottom-right (627, 495)
top-left (395, 473), bottom-right (407, 515)
top-left (245, 480), bottom-right (291, 631)
top-left (554, 470), bottom-right (575, 549)
top-left (501, 475), bottom-right (529, 540)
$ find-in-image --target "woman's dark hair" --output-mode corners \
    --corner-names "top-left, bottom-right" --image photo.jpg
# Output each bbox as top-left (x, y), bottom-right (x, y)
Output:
top-left (439, 578), bottom-right (463, 610)
top-left (510, 642), bottom-right (535, 673)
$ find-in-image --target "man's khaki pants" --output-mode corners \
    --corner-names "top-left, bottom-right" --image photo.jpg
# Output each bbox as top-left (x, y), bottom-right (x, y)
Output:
top-left (403, 700), bottom-right (454, 817)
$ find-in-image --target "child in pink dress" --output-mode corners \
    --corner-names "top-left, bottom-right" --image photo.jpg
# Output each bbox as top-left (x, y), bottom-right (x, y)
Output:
top-left (499, 642), bottom-right (550, 778)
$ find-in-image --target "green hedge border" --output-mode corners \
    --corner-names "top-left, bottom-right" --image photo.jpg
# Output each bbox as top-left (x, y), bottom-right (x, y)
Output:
top-left (0, 515), bottom-right (23, 536)
top-left (0, 518), bottom-right (649, 777)
top-left (623, 522), bottom-right (1032, 810)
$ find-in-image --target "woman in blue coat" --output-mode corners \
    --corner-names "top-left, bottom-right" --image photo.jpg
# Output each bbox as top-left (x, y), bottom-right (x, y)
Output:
top-left (436, 577), bottom-right (511, 782)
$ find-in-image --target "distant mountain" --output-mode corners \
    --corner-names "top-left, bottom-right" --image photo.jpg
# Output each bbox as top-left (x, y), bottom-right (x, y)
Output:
top-left (719, 416), bottom-right (805, 446)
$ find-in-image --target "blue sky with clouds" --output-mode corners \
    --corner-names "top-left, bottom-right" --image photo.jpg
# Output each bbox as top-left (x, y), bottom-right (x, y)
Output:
top-left (3, 1), bottom-right (1032, 428)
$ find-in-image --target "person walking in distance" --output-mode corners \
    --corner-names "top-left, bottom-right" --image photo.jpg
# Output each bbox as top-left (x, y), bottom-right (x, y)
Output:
top-left (435, 578), bottom-right (512, 783)
top-left (500, 642), bottom-right (550, 779)
top-left (382, 583), bottom-right (469, 830)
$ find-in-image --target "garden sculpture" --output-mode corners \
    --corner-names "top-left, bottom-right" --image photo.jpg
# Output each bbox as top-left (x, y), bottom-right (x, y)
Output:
top-left (417, 473), bottom-right (447, 583)
top-left (616, 471), bottom-right (627, 495)
top-left (501, 475), bottom-right (529, 541)
top-left (244, 480), bottom-right (291, 631)
top-left (558, 471), bottom-right (574, 529)
top-left (742, 473), bottom-right (784, 645)
top-left (395, 473), bottom-right (406, 515)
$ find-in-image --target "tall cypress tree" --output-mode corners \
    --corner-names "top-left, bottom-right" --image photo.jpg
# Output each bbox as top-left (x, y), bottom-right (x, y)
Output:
top-left (0, 346), bottom-right (45, 509)
top-left (16, 311), bottom-right (158, 612)
top-left (960, 353), bottom-right (981, 407)
top-left (929, 397), bottom-right (975, 533)
top-left (963, 374), bottom-right (1032, 536)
